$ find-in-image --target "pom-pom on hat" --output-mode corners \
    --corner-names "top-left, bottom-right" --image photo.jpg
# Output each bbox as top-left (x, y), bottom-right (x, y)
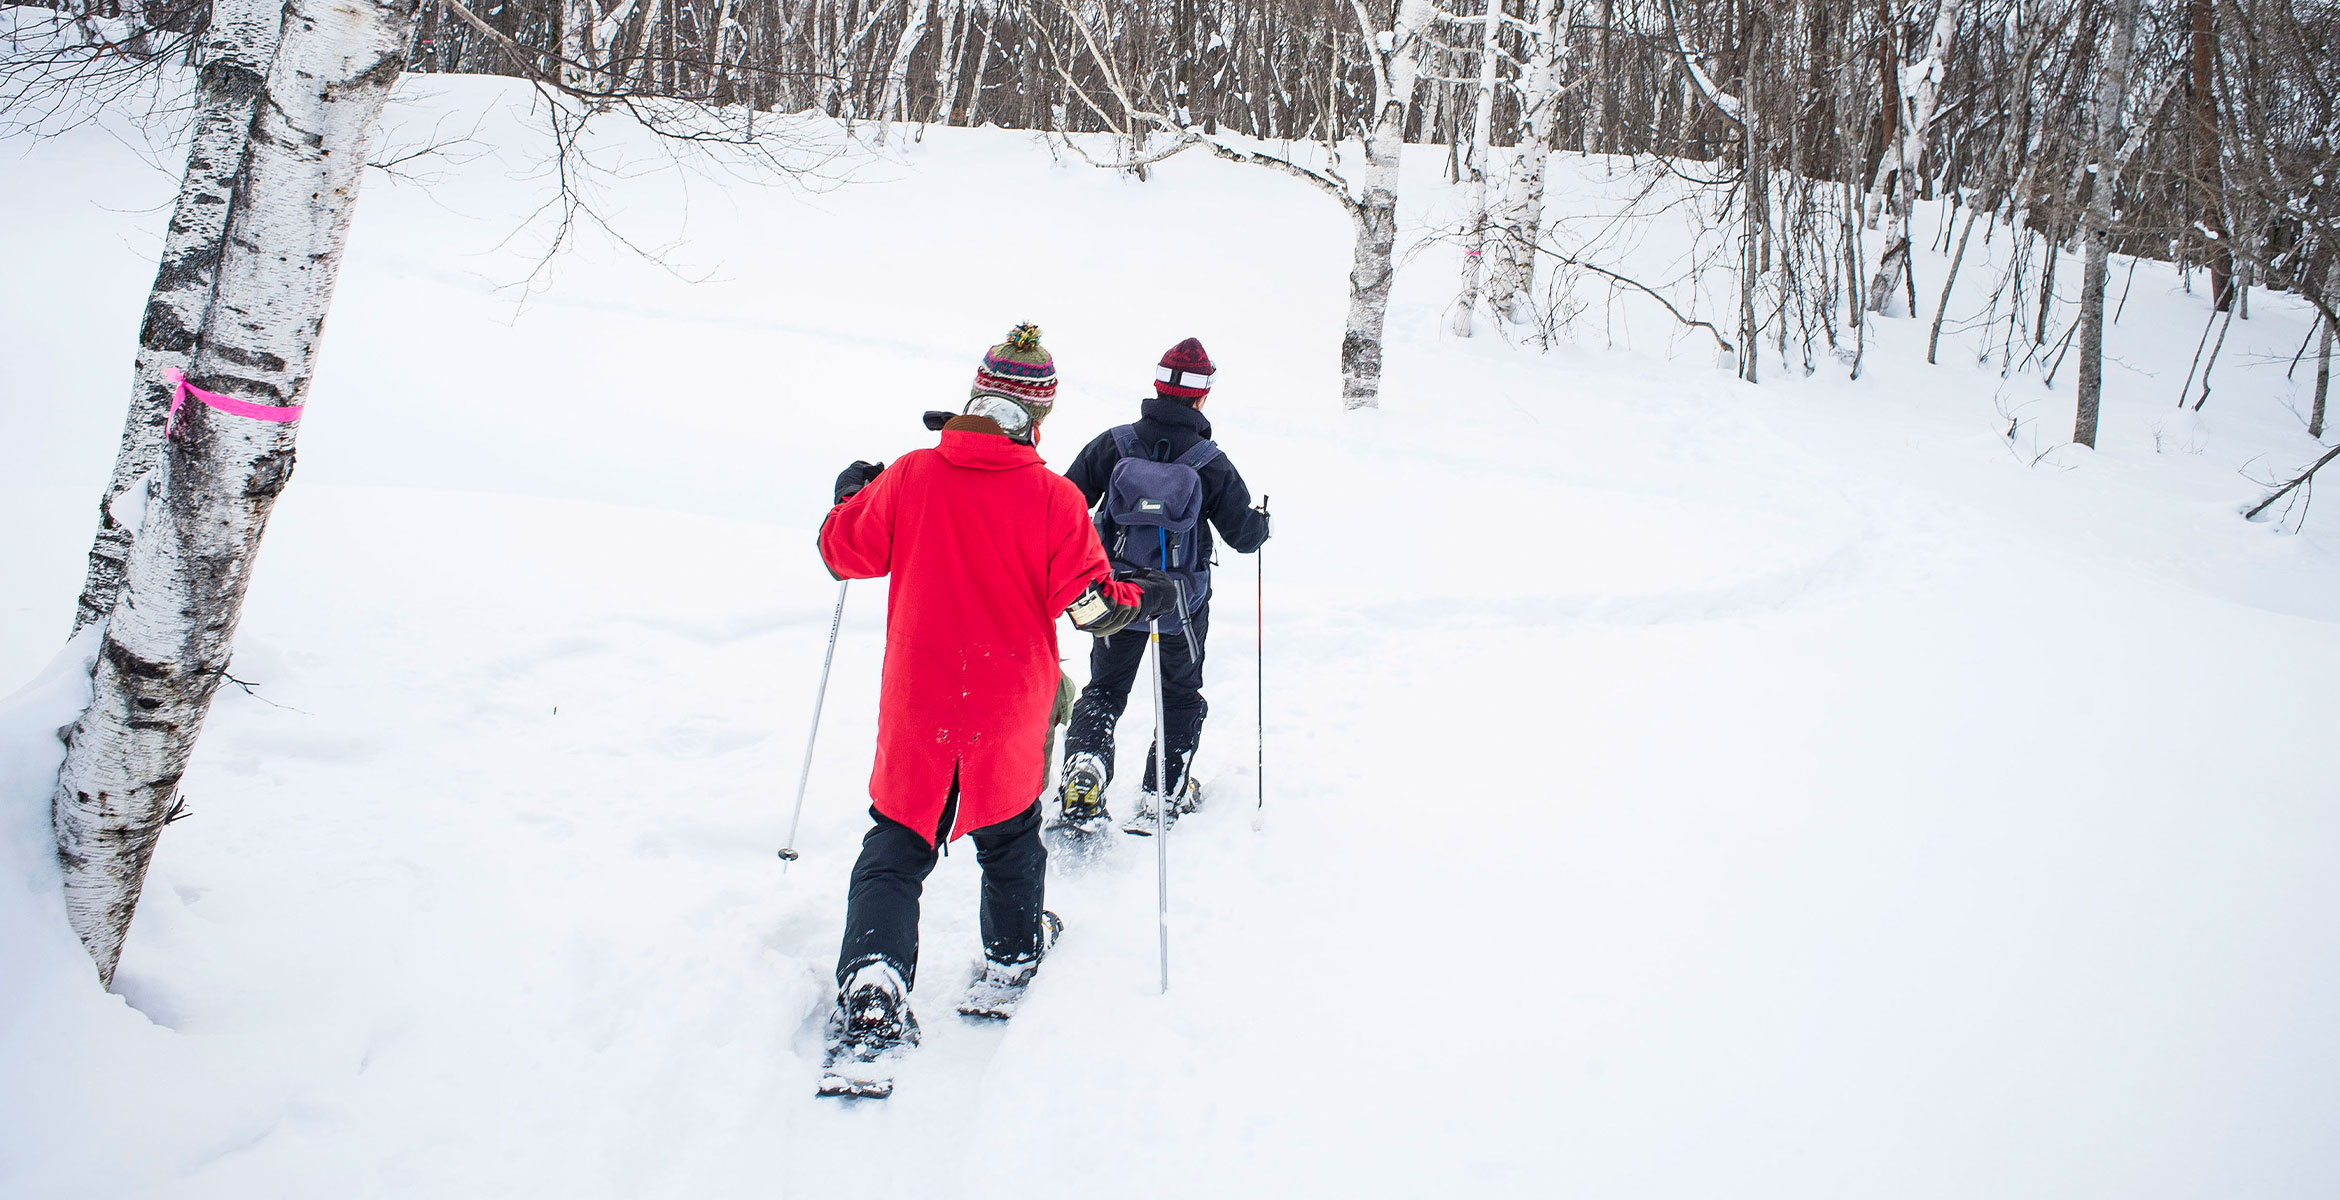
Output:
top-left (1156, 337), bottom-right (1215, 400)
top-left (971, 322), bottom-right (1059, 429)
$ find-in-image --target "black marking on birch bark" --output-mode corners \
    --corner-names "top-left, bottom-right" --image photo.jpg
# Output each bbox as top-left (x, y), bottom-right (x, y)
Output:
top-left (336, 51), bottom-right (408, 97)
top-left (198, 59), bottom-right (269, 101)
top-left (246, 449), bottom-right (297, 498)
top-left (103, 640), bottom-right (175, 681)
top-left (208, 344), bottom-right (290, 375)
top-left (141, 299), bottom-right (201, 351)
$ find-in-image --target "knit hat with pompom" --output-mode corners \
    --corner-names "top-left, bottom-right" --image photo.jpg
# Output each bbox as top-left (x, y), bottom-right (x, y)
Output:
top-left (968, 323), bottom-right (1058, 440)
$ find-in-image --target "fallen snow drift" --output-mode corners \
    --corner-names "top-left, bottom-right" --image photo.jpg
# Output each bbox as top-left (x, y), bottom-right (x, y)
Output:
top-left (4, 76), bottom-right (2339, 1198)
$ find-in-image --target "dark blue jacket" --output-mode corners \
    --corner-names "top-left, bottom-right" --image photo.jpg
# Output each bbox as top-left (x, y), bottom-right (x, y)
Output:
top-left (1064, 396), bottom-right (1270, 569)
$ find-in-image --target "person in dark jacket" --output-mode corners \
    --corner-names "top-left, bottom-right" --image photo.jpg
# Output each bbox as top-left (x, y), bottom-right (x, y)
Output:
top-left (1057, 337), bottom-right (1270, 833)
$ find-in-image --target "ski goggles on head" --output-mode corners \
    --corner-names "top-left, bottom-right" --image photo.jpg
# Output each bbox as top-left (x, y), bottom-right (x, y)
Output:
top-left (965, 394), bottom-right (1033, 435)
top-left (1155, 365), bottom-right (1215, 391)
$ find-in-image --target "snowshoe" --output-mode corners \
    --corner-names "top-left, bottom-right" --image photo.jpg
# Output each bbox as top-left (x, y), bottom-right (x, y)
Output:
top-left (1122, 775), bottom-right (1202, 836)
top-left (817, 960), bottom-right (921, 1099)
top-left (1051, 753), bottom-right (1111, 831)
top-left (957, 911), bottom-right (1063, 1020)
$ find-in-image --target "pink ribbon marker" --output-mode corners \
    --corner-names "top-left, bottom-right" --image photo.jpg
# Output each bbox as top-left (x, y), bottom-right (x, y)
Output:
top-left (163, 368), bottom-right (304, 438)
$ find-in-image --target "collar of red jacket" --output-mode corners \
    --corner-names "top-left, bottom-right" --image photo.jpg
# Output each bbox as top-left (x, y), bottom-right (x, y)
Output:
top-left (936, 417), bottom-right (1043, 470)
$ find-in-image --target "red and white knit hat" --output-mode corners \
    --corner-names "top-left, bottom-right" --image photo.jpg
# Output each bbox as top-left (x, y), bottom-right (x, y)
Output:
top-left (1155, 337), bottom-right (1215, 399)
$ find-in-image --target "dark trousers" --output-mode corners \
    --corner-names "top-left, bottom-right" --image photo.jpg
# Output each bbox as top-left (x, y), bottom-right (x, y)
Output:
top-left (835, 786), bottom-right (1046, 989)
top-left (1065, 600), bottom-right (1209, 794)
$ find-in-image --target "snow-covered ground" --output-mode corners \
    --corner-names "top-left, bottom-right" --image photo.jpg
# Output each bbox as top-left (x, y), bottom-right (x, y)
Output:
top-left (6, 76), bottom-right (2340, 1198)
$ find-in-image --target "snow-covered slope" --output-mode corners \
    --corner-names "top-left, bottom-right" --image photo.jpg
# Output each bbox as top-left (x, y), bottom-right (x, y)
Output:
top-left (4, 77), bottom-right (2338, 1198)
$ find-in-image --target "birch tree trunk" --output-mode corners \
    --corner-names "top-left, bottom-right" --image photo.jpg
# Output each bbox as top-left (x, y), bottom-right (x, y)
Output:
top-left (1340, 0), bottom-right (1433, 409)
top-left (874, 0), bottom-right (927, 140)
top-left (627, 0), bottom-right (663, 89)
top-left (53, 0), bottom-right (418, 986)
top-left (2314, 258), bottom-right (2335, 440)
top-left (2073, 0), bottom-right (2141, 449)
top-left (1450, 0), bottom-right (1503, 338)
top-left (929, 0), bottom-right (964, 124)
top-left (2190, 0), bottom-right (2229, 310)
top-left (70, 0), bottom-right (286, 638)
top-left (965, 10), bottom-right (995, 124)
top-left (1861, 0), bottom-right (1897, 231)
top-left (1866, 0), bottom-right (1963, 316)
top-left (1738, 21), bottom-right (1762, 383)
top-left (1486, 0), bottom-right (1568, 327)
top-left (561, 0), bottom-right (594, 87)
top-left (709, 0), bottom-right (740, 102)
top-left (590, 0), bottom-right (643, 86)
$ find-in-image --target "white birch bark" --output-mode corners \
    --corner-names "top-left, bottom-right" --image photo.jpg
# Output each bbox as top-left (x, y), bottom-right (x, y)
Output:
top-left (1486, 0), bottom-right (1570, 327)
top-left (627, 0), bottom-right (663, 89)
top-left (2073, 0), bottom-right (2142, 448)
top-left (53, 0), bottom-right (417, 986)
top-left (928, 0), bottom-right (965, 124)
top-left (1738, 35), bottom-right (1761, 382)
top-left (1450, 0), bottom-right (1503, 337)
top-left (1341, 0), bottom-right (1434, 409)
top-left (965, 9), bottom-right (996, 124)
top-left (560, 0), bottom-right (593, 87)
top-left (1866, 0), bottom-right (1964, 316)
top-left (875, 0), bottom-right (927, 141)
top-left (2314, 258), bottom-right (2335, 439)
top-left (590, 0), bottom-right (642, 81)
top-left (71, 0), bottom-right (286, 638)
top-left (708, 0), bottom-right (740, 101)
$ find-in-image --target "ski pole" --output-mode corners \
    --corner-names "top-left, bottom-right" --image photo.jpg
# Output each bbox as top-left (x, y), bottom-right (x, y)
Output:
top-left (1253, 496), bottom-right (1267, 833)
top-left (1150, 616), bottom-right (1171, 994)
top-left (778, 580), bottom-right (849, 868)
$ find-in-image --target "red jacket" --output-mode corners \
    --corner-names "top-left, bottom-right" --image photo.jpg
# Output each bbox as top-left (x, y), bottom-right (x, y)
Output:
top-left (818, 422), bottom-right (1111, 844)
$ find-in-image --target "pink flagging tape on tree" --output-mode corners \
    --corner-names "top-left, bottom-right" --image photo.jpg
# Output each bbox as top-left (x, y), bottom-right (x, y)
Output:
top-left (163, 368), bottom-right (304, 437)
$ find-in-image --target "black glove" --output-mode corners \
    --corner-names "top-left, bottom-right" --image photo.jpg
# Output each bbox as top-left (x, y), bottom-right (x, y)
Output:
top-left (834, 460), bottom-right (885, 505)
top-left (1251, 504), bottom-right (1272, 542)
top-left (1115, 566), bottom-right (1179, 622)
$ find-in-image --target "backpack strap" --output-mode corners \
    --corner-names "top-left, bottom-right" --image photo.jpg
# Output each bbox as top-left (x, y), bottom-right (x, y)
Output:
top-left (1173, 438), bottom-right (1221, 471)
top-left (1110, 425), bottom-right (1142, 459)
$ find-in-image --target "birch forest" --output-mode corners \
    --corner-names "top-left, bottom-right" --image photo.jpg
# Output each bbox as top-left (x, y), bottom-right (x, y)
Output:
top-left (358, 0), bottom-right (2340, 410)
top-left (16, 0), bottom-right (2336, 409)
top-left (6, 0), bottom-right (2339, 980)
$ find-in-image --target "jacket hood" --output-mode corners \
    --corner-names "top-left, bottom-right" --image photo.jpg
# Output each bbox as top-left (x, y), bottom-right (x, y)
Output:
top-left (936, 421), bottom-right (1043, 470)
top-left (1140, 394), bottom-right (1212, 438)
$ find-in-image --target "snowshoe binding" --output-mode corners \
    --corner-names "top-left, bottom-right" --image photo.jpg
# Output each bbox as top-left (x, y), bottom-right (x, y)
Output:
top-left (1043, 755), bottom-right (1114, 866)
top-left (1051, 753), bottom-right (1111, 831)
top-left (818, 960), bottom-right (921, 1099)
top-left (1122, 773), bottom-right (1202, 836)
top-left (957, 910), bottom-right (1063, 1020)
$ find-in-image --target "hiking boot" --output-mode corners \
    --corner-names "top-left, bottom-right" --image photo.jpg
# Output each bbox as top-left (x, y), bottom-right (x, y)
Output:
top-left (831, 959), bottom-right (920, 1053)
top-left (1056, 753), bottom-right (1110, 828)
top-left (1169, 772), bottom-right (1203, 815)
top-left (1123, 774), bottom-right (1201, 835)
top-left (959, 911), bottom-right (1063, 1019)
top-left (1123, 787), bottom-right (1178, 835)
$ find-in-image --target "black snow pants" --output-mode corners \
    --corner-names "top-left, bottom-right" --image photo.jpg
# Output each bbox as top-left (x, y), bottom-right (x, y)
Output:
top-left (1063, 600), bottom-right (1209, 795)
top-left (834, 781), bottom-right (1047, 988)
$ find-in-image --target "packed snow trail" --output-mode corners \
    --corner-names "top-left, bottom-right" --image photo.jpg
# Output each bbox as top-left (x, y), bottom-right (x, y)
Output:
top-left (5, 78), bottom-right (2340, 1198)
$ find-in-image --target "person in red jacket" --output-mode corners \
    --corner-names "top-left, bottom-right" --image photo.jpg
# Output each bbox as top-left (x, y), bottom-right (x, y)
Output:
top-left (814, 324), bottom-right (1167, 1089)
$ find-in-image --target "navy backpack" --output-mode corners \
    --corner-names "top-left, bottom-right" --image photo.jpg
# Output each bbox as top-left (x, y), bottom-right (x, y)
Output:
top-left (1099, 425), bottom-right (1221, 635)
